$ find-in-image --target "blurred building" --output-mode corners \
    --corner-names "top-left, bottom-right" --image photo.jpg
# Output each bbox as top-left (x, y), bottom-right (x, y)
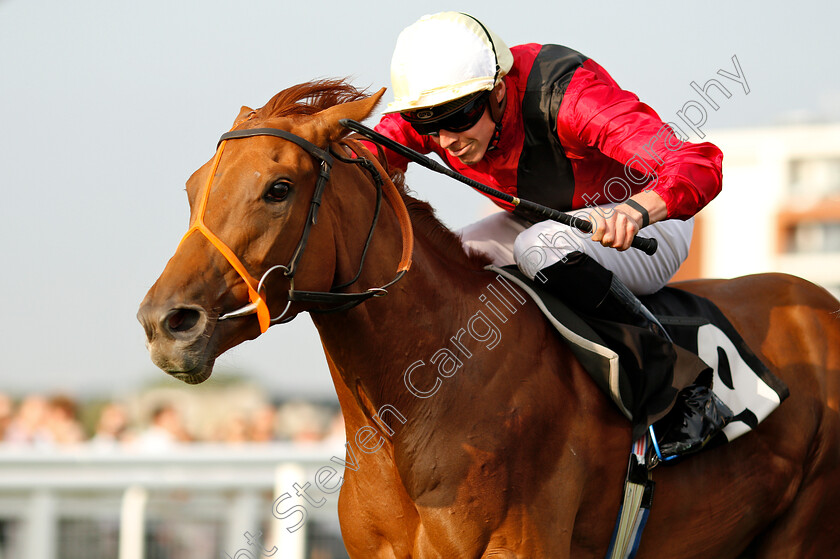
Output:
top-left (674, 121), bottom-right (840, 298)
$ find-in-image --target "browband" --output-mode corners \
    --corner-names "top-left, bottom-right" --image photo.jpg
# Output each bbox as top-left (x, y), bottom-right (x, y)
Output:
top-left (219, 128), bottom-right (334, 167)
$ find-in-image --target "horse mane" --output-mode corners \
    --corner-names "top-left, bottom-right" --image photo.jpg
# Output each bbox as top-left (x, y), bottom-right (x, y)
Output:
top-left (256, 79), bottom-right (492, 271)
top-left (380, 157), bottom-right (491, 271)
top-left (401, 194), bottom-right (492, 271)
top-left (255, 78), bottom-right (369, 119)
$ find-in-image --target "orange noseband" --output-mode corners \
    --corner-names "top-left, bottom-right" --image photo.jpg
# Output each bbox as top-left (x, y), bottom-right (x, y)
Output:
top-left (179, 137), bottom-right (272, 332)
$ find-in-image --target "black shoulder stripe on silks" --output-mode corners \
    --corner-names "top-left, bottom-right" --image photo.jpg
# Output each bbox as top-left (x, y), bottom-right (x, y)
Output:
top-left (515, 44), bottom-right (588, 222)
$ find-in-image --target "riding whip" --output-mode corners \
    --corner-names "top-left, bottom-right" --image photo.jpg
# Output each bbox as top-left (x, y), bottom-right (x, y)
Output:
top-left (340, 119), bottom-right (658, 256)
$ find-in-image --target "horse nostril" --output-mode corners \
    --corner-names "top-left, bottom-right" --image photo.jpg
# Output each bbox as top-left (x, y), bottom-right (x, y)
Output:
top-left (165, 308), bottom-right (202, 334)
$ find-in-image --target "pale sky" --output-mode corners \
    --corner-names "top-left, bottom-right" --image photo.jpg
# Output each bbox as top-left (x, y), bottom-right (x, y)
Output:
top-left (1, 0), bottom-right (839, 399)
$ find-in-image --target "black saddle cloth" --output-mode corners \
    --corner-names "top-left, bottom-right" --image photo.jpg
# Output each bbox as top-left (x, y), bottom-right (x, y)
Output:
top-left (492, 266), bottom-right (788, 443)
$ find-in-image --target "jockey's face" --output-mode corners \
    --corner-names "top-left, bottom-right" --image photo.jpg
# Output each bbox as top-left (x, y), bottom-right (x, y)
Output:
top-left (433, 108), bottom-right (495, 165)
top-left (431, 81), bottom-right (505, 166)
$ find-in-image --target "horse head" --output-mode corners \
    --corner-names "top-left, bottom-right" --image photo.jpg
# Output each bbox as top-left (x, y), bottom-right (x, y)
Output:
top-left (137, 81), bottom-right (387, 384)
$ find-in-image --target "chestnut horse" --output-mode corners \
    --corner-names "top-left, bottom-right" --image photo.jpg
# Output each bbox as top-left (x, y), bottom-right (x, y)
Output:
top-left (138, 81), bottom-right (840, 558)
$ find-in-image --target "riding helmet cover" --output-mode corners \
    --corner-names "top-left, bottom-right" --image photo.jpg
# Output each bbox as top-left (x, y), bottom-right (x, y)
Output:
top-left (384, 12), bottom-right (513, 115)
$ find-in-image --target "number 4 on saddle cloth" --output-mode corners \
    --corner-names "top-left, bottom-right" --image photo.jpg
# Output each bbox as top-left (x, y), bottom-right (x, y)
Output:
top-left (491, 264), bottom-right (789, 462)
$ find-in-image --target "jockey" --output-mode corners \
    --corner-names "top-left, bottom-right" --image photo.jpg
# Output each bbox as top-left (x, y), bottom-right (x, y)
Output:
top-left (371, 11), bottom-right (723, 333)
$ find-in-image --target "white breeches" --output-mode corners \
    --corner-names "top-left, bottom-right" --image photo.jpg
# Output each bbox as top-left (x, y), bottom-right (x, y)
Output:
top-left (458, 206), bottom-right (693, 295)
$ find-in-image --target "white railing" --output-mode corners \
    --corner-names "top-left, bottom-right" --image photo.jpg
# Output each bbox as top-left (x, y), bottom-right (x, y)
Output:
top-left (0, 442), bottom-right (348, 559)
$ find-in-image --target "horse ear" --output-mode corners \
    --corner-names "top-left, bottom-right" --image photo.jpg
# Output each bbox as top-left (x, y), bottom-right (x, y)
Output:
top-left (233, 105), bottom-right (255, 126)
top-left (311, 88), bottom-right (386, 143)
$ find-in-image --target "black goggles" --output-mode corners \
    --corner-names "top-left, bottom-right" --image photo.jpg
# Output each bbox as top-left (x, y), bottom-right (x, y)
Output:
top-left (401, 91), bottom-right (490, 136)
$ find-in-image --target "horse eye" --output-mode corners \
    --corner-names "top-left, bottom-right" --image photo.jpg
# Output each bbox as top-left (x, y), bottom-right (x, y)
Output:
top-left (264, 180), bottom-right (291, 202)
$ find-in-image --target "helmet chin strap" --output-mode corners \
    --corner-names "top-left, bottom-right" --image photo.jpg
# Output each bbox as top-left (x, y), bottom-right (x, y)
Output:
top-left (487, 85), bottom-right (505, 151)
top-left (488, 90), bottom-right (504, 123)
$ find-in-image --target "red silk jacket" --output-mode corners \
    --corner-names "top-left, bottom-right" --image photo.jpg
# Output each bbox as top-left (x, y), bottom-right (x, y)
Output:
top-left (373, 43), bottom-right (723, 221)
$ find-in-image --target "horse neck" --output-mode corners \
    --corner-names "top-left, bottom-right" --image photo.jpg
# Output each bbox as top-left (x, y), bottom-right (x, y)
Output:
top-left (311, 164), bottom-right (500, 424)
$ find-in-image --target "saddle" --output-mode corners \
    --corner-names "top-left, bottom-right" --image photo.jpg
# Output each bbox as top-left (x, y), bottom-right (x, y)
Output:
top-left (490, 265), bottom-right (789, 460)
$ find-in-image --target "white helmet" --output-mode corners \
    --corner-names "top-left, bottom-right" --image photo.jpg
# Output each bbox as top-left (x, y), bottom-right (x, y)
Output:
top-left (384, 12), bottom-right (513, 114)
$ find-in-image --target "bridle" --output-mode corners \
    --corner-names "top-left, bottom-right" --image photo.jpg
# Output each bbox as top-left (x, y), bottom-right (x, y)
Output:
top-left (178, 119), bottom-right (413, 334)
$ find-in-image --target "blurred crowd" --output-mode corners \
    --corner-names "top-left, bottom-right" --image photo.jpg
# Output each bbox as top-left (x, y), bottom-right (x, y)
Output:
top-left (0, 391), bottom-right (345, 450)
